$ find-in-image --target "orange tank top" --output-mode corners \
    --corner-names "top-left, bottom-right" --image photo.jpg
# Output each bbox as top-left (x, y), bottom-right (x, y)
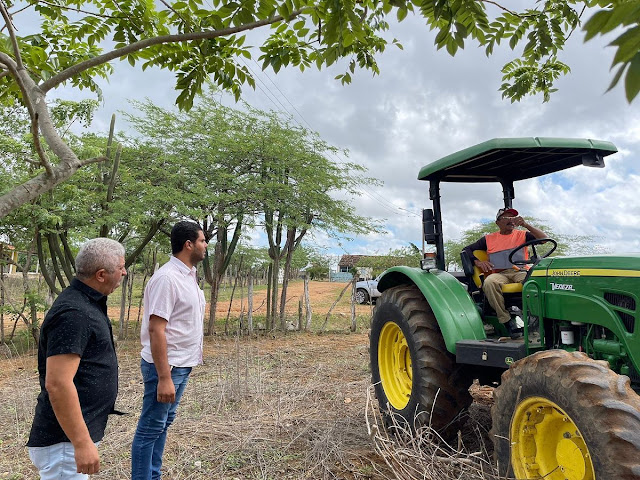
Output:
top-left (485, 230), bottom-right (529, 272)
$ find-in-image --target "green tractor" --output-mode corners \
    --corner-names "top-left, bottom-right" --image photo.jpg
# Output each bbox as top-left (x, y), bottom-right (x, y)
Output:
top-left (370, 138), bottom-right (640, 480)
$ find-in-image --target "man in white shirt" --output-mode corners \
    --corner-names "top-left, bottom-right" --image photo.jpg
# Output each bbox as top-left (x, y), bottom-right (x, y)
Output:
top-left (131, 221), bottom-right (207, 480)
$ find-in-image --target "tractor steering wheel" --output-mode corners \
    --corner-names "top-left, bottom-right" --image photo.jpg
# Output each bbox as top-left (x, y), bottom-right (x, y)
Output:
top-left (508, 238), bottom-right (558, 266)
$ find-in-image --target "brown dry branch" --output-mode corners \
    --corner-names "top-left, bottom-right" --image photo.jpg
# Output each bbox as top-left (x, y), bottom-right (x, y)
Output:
top-left (365, 385), bottom-right (505, 480)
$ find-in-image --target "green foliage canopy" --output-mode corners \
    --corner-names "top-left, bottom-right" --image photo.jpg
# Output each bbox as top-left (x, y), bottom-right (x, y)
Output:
top-left (1, 0), bottom-right (639, 218)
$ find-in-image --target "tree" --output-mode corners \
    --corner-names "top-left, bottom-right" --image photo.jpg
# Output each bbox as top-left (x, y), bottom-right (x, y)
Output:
top-left (248, 107), bottom-right (378, 329)
top-left (444, 217), bottom-right (606, 270)
top-left (1, 0), bottom-right (639, 218)
top-left (122, 95), bottom-right (261, 335)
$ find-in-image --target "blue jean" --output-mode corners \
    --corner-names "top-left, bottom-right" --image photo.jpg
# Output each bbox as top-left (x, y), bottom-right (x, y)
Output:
top-left (131, 359), bottom-right (192, 480)
top-left (28, 441), bottom-right (99, 480)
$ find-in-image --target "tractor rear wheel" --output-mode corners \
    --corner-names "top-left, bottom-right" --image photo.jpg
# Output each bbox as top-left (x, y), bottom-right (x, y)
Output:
top-left (491, 349), bottom-right (640, 480)
top-left (370, 285), bottom-right (472, 438)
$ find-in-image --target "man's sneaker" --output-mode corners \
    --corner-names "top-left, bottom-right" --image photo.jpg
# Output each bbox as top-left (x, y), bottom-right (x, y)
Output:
top-left (506, 319), bottom-right (523, 339)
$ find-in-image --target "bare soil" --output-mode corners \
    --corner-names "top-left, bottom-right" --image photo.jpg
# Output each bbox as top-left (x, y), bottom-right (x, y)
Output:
top-left (0, 281), bottom-right (495, 480)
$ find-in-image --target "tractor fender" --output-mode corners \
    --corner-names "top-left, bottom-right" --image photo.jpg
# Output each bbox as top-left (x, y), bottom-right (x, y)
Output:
top-left (377, 267), bottom-right (485, 354)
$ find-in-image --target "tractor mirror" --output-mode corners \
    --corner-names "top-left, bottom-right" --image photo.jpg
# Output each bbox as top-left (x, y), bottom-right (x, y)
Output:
top-left (582, 152), bottom-right (605, 168)
top-left (423, 209), bottom-right (436, 244)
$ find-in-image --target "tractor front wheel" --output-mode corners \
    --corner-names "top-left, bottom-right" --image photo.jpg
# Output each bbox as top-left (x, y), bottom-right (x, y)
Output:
top-left (370, 285), bottom-right (472, 438)
top-left (491, 349), bottom-right (640, 480)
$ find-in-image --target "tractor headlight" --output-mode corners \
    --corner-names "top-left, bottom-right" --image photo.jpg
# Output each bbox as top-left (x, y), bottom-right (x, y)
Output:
top-left (420, 253), bottom-right (437, 271)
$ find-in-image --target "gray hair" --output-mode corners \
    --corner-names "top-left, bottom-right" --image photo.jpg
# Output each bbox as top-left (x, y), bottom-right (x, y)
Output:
top-left (75, 238), bottom-right (125, 279)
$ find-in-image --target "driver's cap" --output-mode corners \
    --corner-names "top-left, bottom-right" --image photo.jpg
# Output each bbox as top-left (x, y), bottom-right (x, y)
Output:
top-left (496, 208), bottom-right (518, 220)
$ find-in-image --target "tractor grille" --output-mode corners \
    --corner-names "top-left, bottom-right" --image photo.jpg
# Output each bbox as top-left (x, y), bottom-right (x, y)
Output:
top-left (618, 311), bottom-right (636, 334)
top-left (604, 293), bottom-right (636, 333)
top-left (604, 292), bottom-right (636, 311)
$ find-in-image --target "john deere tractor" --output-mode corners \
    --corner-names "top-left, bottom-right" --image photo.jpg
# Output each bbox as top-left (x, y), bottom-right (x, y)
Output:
top-left (370, 138), bottom-right (640, 480)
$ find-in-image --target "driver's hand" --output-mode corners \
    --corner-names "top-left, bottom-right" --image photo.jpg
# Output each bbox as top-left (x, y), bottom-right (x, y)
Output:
top-left (474, 259), bottom-right (493, 274)
top-left (512, 216), bottom-right (525, 227)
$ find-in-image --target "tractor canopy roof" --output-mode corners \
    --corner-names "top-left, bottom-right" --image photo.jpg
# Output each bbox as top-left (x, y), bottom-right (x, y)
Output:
top-left (418, 137), bottom-right (618, 183)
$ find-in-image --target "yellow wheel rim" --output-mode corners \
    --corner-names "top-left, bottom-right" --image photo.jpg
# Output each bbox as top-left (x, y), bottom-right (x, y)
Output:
top-left (378, 321), bottom-right (412, 410)
top-left (510, 396), bottom-right (595, 480)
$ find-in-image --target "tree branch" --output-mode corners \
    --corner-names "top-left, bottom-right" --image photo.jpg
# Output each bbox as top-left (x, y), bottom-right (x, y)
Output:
top-left (158, 0), bottom-right (192, 32)
top-left (40, 9), bottom-right (306, 93)
top-left (31, 113), bottom-right (54, 176)
top-left (7, 3), bottom-right (31, 18)
top-left (33, 0), bottom-right (121, 19)
top-left (0, 0), bottom-right (24, 70)
top-left (81, 155), bottom-right (109, 166)
top-left (0, 51), bottom-right (34, 115)
top-left (478, 0), bottom-right (519, 15)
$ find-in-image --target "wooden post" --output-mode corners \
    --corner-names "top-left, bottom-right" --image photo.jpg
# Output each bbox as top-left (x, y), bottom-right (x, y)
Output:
top-left (350, 275), bottom-right (357, 332)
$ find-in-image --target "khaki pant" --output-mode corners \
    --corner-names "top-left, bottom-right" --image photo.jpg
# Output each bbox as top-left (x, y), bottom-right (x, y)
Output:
top-left (483, 269), bottom-right (527, 324)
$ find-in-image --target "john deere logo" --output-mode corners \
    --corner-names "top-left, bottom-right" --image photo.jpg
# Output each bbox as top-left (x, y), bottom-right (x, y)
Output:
top-left (505, 357), bottom-right (514, 365)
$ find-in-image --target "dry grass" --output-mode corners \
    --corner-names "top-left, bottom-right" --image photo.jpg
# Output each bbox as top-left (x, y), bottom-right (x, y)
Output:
top-left (0, 280), bottom-right (503, 480)
top-left (0, 332), bottom-right (393, 480)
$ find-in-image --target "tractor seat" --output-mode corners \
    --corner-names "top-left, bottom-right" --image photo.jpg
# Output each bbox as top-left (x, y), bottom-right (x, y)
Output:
top-left (470, 250), bottom-right (523, 293)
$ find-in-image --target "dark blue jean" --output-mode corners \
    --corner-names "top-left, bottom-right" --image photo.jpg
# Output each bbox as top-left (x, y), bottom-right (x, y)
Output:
top-left (131, 359), bottom-right (192, 480)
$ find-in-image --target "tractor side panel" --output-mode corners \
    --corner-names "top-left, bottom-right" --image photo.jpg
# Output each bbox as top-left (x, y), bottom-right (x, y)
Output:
top-left (530, 256), bottom-right (640, 373)
top-left (377, 267), bottom-right (485, 354)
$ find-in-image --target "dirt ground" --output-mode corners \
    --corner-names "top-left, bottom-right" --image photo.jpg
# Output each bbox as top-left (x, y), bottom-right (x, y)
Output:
top-left (0, 281), bottom-right (495, 480)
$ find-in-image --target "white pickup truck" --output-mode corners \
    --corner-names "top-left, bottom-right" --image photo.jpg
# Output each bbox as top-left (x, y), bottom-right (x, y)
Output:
top-left (355, 275), bottom-right (381, 304)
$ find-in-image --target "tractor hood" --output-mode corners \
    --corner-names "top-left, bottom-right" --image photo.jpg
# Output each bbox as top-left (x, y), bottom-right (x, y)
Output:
top-left (532, 255), bottom-right (640, 277)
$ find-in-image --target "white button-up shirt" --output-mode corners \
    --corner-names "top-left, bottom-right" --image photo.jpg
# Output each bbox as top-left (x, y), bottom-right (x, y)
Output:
top-left (140, 256), bottom-right (205, 367)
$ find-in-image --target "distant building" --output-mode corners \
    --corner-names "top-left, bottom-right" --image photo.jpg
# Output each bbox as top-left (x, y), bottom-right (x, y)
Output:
top-left (0, 243), bottom-right (19, 274)
top-left (337, 255), bottom-right (365, 273)
top-left (336, 254), bottom-right (388, 280)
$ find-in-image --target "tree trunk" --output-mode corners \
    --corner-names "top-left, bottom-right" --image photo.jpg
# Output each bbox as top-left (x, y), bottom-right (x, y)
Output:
top-left (46, 233), bottom-right (67, 289)
top-left (58, 231), bottom-right (76, 275)
top-left (47, 232), bottom-right (74, 284)
top-left (304, 274), bottom-right (312, 330)
top-left (125, 267), bottom-right (135, 338)
top-left (248, 268), bottom-right (254, 335)
top-left (224, 257), bottom-right (243, 336)
top-left (207, 274), bottom-right (221, 336)
top-left (117, 274), bottom-right (129, 340)
top-left (36, 228), bottom-right (60, 295)
top-left (266, 263), bottom-right (272, 330)
top-left (279, 229), bottom-right (296, 329)
top-left (270, 258), bottom-right (280, 329)
top-left (1, 258), bottom-right (4, 344)
top-left (21, 247), bottom-right (40, 345)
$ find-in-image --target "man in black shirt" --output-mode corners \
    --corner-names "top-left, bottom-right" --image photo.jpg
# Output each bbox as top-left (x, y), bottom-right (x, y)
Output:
top-left (27, 238), bottom-right (126, 479)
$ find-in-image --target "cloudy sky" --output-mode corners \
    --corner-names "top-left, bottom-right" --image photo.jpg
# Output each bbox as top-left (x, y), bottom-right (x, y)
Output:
top-left (30, 8), bottom-right (640, 259)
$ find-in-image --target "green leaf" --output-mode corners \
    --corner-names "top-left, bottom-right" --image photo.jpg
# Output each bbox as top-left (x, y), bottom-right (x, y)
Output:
top-left (625, 53), bottom-right (640, 101)
top-left (607, 63), bottom-right (626, 92)
top-left (611, 26), bottom-right (640, 65)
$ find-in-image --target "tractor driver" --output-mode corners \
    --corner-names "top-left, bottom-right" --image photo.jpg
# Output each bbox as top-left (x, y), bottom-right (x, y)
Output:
top-left (462, 208), bottom-right (546, 337)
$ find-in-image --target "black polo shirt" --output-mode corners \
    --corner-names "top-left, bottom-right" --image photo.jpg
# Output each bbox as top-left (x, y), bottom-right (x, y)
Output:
top-left (27, 278), bottom-right (119, 447)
